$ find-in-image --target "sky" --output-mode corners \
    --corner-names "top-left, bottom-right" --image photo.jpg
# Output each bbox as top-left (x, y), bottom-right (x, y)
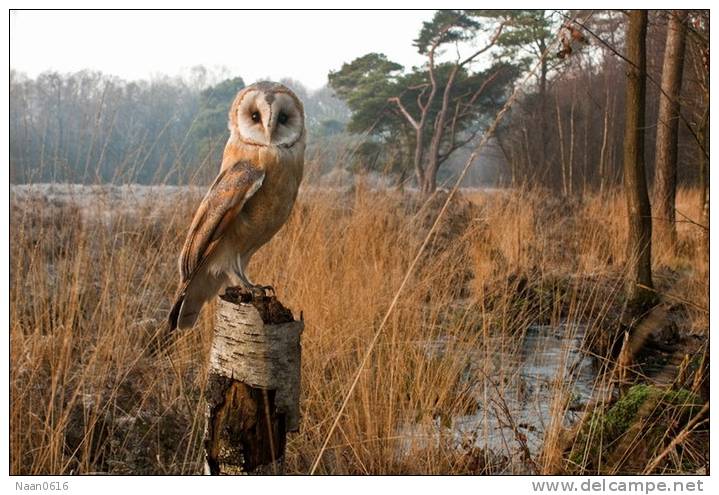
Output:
top-left (10, 10), bottom-right (437, 90)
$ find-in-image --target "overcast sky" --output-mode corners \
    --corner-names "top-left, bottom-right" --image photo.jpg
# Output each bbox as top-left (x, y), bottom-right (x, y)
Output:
top-left (10, 10), bottom-right (437, 90)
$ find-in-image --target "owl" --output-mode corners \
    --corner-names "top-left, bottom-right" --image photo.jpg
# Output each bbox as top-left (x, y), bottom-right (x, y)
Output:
top-left (168, 81), bottom-right (306, 331)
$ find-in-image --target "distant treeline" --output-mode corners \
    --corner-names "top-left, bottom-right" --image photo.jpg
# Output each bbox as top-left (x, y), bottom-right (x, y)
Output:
top-left (9, 69), bottom-right (350, 184)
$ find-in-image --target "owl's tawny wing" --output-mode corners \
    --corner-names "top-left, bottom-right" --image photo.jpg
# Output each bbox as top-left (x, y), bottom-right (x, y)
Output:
top-left (167, 160), bottom-right (265, 332)
top-left (179, 160), bottom-right (265, 282)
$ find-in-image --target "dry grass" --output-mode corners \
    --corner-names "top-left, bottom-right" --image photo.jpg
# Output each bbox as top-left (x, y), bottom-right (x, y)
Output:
top-left (9, 185), bottom-right (708, 474)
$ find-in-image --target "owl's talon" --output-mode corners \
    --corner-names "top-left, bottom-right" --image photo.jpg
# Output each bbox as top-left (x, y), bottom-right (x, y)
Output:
top-left (250, 284), bottom-right (275, 297)
top-left (263, 285), bottom-right (276, 296)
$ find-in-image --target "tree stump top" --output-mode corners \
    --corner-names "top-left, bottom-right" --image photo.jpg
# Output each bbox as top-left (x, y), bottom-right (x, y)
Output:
top-left (220, 287), bottom-right (296, 324)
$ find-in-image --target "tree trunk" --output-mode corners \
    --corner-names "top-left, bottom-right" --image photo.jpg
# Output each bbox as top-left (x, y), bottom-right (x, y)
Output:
top-left (204, 289), bottom-right (303, 475)
top-left (555, 95), bottom-right (568, 197)
top-left (568, 85), bottom-right (576, 196)
top-left (698, 107), bottom-right (709, 261)
top-left (653, 10), bottom-right (688, 257)
top-left (413, 127), bottom-right (426, 190)
top-left (422, 167), bottom-right (437, 194)
top-left (582, 83), bottom-right (590, 197)
top-left (599, 82), bottom-right (611, 195)
top-left (494, 132), bottom-right (515, 187)
top-left (538, 37), bottom-right (549, 186)
top-left (623, 10), bottom-right (655, 307)
top-left (424, 66), bottom-right (460, 195)
top-left (522, 123), bottom-right (533, 182)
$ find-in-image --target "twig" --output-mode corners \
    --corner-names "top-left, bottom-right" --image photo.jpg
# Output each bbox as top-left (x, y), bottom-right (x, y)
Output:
top-left (642, 402), bottom-right (709, 474)
top-left (674, 208), bottom-right (708, 232)
top-left (485, 373), bottom-right (539, 474)
top-left (636, 284), bottom-right (708, 314)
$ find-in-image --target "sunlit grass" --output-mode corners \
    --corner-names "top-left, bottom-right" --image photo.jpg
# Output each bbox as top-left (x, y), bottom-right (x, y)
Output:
top-left (9, 185), bottom-right (708, 474)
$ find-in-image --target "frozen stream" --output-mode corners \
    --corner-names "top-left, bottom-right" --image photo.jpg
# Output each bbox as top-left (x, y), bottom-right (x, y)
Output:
top-left (403, 323), bottom-right (602, 469)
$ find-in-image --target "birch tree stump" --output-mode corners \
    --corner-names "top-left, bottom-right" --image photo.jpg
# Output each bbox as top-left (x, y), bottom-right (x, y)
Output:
top-left (203, 287), bottom-right (303, 475)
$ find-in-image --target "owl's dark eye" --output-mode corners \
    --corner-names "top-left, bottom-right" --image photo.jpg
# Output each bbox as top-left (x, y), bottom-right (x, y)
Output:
top-left (278, 112), bottom-right (289, 125)
top-left (251, 111), bottom-right (261, 123)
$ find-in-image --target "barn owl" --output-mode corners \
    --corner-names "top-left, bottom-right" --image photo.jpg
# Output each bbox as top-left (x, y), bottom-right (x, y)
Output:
top-left (168, 81), bottom-right (305, 331)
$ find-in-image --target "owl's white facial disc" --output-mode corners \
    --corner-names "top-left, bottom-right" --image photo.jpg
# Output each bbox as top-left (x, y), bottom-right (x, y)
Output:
top-left (235, 90), bottom-right (272, 146)
top-left (233, 85), bottom-right (305, 148)
top-left (266, 93), bottom-right (304, 147)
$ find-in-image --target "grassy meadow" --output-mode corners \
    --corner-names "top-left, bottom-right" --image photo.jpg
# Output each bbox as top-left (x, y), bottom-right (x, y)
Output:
top-left (9, 180), bottom-right (708, 475)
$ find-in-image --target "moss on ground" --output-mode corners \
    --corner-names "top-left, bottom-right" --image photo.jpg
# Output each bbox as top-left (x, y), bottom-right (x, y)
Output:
top-left (568, 384), bottom-right (703, 474)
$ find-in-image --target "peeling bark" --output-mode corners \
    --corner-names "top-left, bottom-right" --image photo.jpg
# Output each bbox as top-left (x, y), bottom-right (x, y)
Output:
top-left (203, 289), bottom-right (303, 475)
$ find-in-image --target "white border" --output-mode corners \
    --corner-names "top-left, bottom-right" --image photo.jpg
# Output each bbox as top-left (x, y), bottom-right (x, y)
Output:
top-left (2, 4), bottom-right (716, 492)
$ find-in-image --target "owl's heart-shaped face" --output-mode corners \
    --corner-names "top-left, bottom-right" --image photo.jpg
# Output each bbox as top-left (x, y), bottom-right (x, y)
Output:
top-left (230, 82), bottom-right (305, 148)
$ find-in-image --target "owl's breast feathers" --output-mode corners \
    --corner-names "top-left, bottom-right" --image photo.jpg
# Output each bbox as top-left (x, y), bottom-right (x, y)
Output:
top-left (222, 142), bottom-right (304, 245)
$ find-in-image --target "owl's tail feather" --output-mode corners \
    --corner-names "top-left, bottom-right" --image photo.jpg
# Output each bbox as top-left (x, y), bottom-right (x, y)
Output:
top-left (167, 294), bottom-right (186, 332)
top-left (168, 268), bottom-right (227, 332)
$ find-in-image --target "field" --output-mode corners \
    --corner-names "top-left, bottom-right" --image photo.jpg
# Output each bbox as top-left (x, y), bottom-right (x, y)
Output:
top-left (9, 183), bottom-right (708, 475)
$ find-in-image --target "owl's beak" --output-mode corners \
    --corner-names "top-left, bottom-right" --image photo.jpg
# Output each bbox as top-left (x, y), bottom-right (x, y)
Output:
top-left (265, 112), bottom-right (277, 143)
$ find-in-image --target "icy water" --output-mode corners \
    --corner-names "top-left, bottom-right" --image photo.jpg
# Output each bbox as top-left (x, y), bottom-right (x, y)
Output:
top-left (404, 323), bottom-right (601, 468)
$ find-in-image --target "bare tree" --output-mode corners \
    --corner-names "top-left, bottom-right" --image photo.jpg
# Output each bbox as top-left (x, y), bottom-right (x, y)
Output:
top-left (623, 10), bottom-right (655, 306)
top-left (653, 10), bottom-right (688, 256)
top-left (688, 12), bottom-right (710, 262)
top-left (698, 105), bottom-right (709, 260)
top-left (388, 15), bottom-right (506, 194)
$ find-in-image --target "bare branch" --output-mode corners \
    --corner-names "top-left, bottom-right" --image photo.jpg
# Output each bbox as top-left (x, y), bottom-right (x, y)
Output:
top-left (387, 96), bottom-right (420, 130)
top-left (438, 127), bottom-right (482, 164)
top-left (423, 23), bottom-right (452, 113)
top-left (456, 68), bottom-right (505, 120)
top-left (458, 22), bottom-right (506, 67)
top-left (441, 93), bottom-right (464, 159)
top-left (416, 85), bottom-right (430, 114)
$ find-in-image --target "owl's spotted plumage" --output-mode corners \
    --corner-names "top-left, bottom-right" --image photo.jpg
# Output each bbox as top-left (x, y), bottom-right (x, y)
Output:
top-left (168, 81), bottom-right (305, 331)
